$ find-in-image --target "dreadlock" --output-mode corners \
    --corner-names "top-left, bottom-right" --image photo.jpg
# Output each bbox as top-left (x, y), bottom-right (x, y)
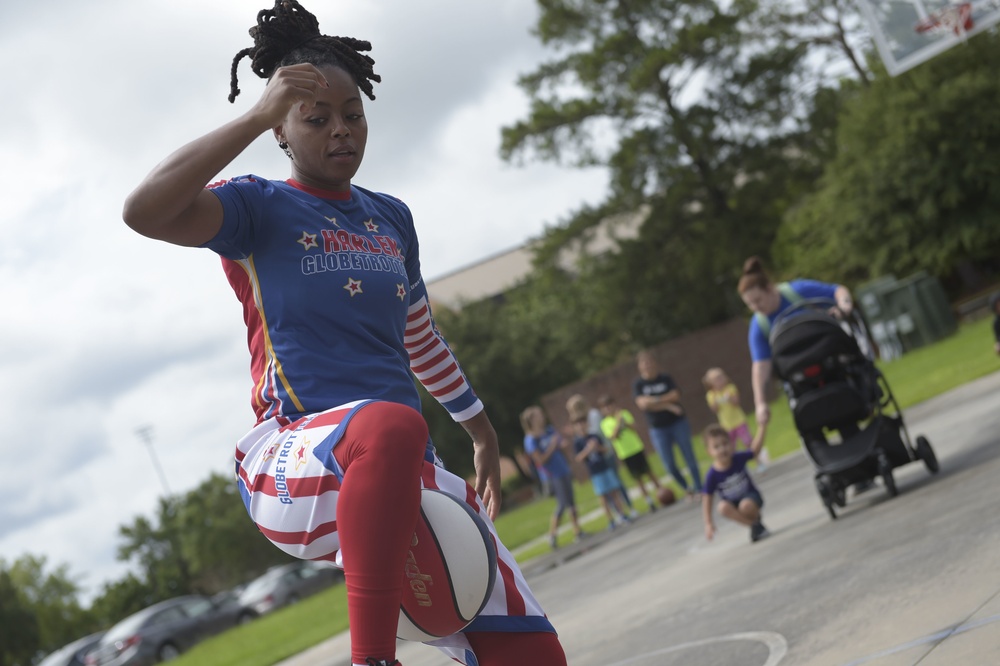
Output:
top-left (228, 0), bottom-right (380, 103)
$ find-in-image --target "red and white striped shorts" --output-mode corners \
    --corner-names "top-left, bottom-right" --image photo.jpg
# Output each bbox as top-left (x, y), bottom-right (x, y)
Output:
top-left (234, 400), bottom-right (555, 662)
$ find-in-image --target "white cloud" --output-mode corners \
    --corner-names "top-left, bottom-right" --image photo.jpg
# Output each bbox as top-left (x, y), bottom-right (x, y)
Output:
top-left (0, 0), bottom-right (608, 604)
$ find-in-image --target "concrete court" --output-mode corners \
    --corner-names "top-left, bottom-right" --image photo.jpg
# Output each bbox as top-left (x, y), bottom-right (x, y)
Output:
top-left (282, 369), bottom-right (1000, 666)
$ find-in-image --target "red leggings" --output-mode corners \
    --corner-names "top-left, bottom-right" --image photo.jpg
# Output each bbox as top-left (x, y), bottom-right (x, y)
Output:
top-left (335, 402), bottom-right (426, 664)
top-left (334, 402), bottom-right (567, 666)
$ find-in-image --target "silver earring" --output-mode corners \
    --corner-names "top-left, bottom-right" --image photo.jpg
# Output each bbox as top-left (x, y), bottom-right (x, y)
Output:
top-left (278, 141), bottom-right (293, 159)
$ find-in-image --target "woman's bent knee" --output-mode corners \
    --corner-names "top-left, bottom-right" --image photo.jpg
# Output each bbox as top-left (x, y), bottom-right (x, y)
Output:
top-left (359, 401), bottom-right (427, 441)
top-left (337, 401), bottom-right (429, 469)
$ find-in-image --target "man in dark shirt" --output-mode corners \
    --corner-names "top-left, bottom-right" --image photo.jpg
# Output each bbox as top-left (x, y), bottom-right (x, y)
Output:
top-left (633, 350), bottom-right (702, 499)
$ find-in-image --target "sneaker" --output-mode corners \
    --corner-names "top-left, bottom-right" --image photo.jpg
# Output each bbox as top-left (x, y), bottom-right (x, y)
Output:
top-left (574, 531), bottom-right (589, 543)
top-left (629, 509), bottom-right (639, 520)
top-left (548, 534), bottom-right (558, 550)
top-left (607, 522), bottom-right (617, 533)
top-left (750, 522), bottom-right (771, 543)
top-left (648, 501), bottom-right (658, 513)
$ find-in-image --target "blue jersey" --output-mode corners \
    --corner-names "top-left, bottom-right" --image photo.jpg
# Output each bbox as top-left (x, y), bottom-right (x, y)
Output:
top-left (748, 279), bottom-right (839, 361)
top-left (203, 175), bottom-right (481, 425)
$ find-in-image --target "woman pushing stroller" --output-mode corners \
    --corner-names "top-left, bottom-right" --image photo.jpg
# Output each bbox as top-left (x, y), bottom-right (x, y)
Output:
top-left (736, 256), bottom-right (884, 495)
top-left (737, 257), bottom-right (855, 440)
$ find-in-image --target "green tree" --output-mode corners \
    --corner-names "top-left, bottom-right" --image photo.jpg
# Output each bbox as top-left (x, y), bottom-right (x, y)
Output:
top-left (774, 32), bottom-right (1000, 288)
top-left (0, 568), bottom-right (39, 666)
top-left (501, 0), bottom-right (839, 339)
top-left (116, 500), bottom-right (192, 603)
top-left (5, 556), bottom-right (96, 655)
top-left (757, 0), bottom-right (872, 85)
top-left (107, 473), bottom-right (294, 619)
top-left (88, 572), bottom-right (154, 629)
top-left (175, 472), bottom-right (293, 592)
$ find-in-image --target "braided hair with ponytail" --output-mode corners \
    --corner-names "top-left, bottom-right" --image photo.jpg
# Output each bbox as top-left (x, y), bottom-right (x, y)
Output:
top-left (228, 0), bottom-right (381, 103)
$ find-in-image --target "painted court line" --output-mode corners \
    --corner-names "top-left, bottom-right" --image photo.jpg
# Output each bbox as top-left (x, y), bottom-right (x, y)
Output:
top-left (608, 631), bottom-right (788, 666)
top-left (840, 613), bottom-right (1000, 665)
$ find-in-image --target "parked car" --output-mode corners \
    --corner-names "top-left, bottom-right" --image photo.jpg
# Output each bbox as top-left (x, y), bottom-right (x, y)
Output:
top-left (84, 595), bottom-right (241, 665)
top-left (38, 631), bottom-right (106, 666)
top-left (236, 561), bottom-right (342, 622)
top-left (210, 583), bottom-right (247, 611)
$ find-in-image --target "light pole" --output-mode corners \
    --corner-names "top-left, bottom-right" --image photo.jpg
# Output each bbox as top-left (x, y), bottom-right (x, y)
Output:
top-left (134, 424), bottom-right (192, 590)
top-left (135, 425), bottom-right (172, 497)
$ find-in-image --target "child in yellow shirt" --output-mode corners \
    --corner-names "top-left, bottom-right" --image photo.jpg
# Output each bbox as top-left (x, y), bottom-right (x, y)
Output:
top-left (703, 367), bottom-right (770, 468)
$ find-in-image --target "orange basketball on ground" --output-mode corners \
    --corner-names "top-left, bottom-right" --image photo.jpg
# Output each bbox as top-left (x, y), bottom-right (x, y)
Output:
top-left (657, 487), bottom-right (676, 507)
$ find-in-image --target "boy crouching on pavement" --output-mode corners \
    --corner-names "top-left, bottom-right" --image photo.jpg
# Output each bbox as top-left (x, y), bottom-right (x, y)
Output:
top-left (702, 423), bottom-right (770, 543)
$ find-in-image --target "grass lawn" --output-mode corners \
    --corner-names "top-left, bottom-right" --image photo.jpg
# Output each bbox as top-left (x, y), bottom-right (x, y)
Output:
top-left (170, 316), bottom-right (998, 666)
top-left (171, 589), bottom-right (349, 666)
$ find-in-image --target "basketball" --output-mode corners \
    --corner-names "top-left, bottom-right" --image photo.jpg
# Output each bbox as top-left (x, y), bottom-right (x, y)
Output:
top-left (657, 487), bottom-right (676, 507)
top-left (397, 489), bottom-right (498, 642)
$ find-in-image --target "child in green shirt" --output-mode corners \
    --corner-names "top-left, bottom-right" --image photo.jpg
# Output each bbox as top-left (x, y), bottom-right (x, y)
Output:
top-left (598, 395), bottom-right (665, 512)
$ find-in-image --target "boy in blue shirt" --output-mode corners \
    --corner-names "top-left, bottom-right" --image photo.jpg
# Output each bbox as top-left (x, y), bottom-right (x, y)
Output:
top-left (702, 424), bottom-right (770, 543)
top-left (570, 412), bottom-right (632, 532)
top-left (521, 406), bottom-right (585, 549)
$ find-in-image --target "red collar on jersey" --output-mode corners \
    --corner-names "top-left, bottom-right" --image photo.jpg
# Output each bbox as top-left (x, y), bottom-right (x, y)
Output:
top-left (286, 178), bottom-right (352, 201)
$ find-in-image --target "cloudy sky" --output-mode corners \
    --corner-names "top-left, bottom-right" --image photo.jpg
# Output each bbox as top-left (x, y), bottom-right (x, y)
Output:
top-left (0, 0), bottom-right (609, 604)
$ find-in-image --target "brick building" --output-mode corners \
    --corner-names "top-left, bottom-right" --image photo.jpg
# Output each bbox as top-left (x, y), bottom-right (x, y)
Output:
top-left (539, 316), bottom-right (755, 453)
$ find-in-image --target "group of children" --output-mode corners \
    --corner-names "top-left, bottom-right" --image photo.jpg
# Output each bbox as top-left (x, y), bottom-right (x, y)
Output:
top-left (522, 366), bottom-right (773, 547)
top-left (520, 396), bottom-right (657, 548)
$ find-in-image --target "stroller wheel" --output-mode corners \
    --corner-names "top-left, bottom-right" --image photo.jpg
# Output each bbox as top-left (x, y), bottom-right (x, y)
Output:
top-left (915, 435), bottom-right (940, 474)
top-left (834, 486), bottom-right (847, 508)
top-left (815, 477), bottom-right (838, 519)
top-left (878, 452), bottom-right (899, 498)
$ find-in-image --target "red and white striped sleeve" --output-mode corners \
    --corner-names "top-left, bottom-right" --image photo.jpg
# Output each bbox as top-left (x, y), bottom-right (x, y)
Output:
top-left (404, 294), bottom-right (483, 422)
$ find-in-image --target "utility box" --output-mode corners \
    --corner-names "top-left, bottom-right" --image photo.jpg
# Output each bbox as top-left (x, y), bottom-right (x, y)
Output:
top-left (856, 271), bottom-right (955, 359)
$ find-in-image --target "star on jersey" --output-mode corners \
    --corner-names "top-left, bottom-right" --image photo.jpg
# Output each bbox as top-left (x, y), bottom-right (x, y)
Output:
top-left (294, 442), bottom-right (308, 470)
top-left (363, 218), bottom-right (379, 233)
top-left (344, 277), bottom-right (363, 296)
top-left (297, 231), bottom-right (319, 250)
top-left (262, 444), bottom-right (277, 461)
top-left (325, 215), bottom-right (339, 227)
top-left (396, 283), bottom-right (406, 301)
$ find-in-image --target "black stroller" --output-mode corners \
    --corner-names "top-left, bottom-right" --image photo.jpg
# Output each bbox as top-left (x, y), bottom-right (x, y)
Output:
top-left (768, 299), bottom-right (939, 519)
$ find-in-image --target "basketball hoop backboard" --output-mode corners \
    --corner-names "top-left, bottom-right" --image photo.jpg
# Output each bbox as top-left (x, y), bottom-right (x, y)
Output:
top-left (856, 0), bottom-right (1000, 75)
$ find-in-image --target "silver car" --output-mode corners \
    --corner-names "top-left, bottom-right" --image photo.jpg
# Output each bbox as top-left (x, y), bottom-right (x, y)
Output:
top-left (38, 631), bottom-right (106, 666)
top-left (236, 561), bottom-right (342, 622)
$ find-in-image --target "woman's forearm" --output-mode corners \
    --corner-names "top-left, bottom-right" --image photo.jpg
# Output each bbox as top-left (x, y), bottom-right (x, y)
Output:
top-left (751, 361), bottom-right (771, 412)
top-left (123, 112), bottom-right (272, 245)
